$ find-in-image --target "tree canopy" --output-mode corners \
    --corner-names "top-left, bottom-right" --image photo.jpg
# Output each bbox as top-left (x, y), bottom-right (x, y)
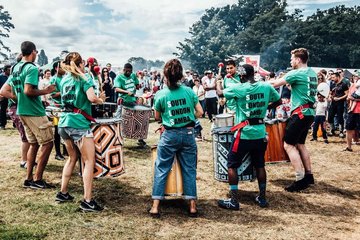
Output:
top-left (37, 49), bottom-right (48, 66)
top-left (176, 0), bottom-right (360, 73)
top-left (0, 5), bottom-right (15, 60)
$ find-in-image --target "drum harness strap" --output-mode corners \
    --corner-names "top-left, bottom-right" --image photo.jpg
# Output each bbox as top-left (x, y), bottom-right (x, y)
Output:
top-left (230, 118), bottom-right (264, 153)
top-left (290, 103), bottom-right (313, 120)
top-left (64, 106), bottom-right (97, 123)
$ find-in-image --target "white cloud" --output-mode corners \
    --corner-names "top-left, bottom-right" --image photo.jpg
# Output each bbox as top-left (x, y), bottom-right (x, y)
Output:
top-left (2, 0), bottom-right (358, 67)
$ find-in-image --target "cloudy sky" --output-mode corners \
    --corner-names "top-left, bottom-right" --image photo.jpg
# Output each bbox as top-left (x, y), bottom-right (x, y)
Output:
top-left (2, 0), bottom-right (359, 67)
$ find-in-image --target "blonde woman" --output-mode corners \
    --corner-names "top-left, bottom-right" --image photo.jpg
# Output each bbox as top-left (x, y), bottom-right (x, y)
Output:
top-left (55, 52), bottom-right (106, 212)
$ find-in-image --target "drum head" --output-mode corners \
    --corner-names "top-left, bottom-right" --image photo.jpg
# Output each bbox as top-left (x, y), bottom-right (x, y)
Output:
top-left (317, 82), bottom-right (330, 98)
top-left (95, 118), bottom-right (121, 124)
top-left (215, 113), bottom-right (234, 119)
top-left (124, 105), bottom-right (151, 111)
top-left (211, 126), bottom-right (232, 134)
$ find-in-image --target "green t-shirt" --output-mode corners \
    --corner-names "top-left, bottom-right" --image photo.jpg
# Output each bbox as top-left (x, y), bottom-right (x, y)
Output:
top-left (114, 73), bottom-right (139, 103)
top-left (49, 75), bottom-right (63, 105)
top-left (154, 85), bottom-right (199, 128)
top-left (58, 74), bottom-right (94, 129)
top-left (224, 73), bottom-right (241, 111)
top-left (224, 81), bottom-right (280, 140)
top-left (7, 61), bottom-right (45, 116)
top-left (284, 67), bottom-right (317, 116)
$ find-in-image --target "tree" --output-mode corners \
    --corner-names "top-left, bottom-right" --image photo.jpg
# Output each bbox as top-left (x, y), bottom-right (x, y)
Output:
top-left (37, 49), bottom-right (48, 66)
top-left (0, 5), bottom-right (15, 60)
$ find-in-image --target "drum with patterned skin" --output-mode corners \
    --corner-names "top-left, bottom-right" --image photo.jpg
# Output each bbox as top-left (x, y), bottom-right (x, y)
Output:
top-left (121, 105), bottom-right (152, 139)
top-left (212, 127), bottom-right (255, 182)
top-left (151, 145), bottom-right (183, 196)
top-left (80, 118), bottom-right (125, 178)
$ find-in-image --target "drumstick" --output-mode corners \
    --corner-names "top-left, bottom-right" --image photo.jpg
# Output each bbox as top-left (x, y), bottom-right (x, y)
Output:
top-left (218, 62), bottom-right (224, 76)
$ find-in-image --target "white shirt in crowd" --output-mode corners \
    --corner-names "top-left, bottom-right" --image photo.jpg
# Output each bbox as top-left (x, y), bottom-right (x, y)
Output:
top-left (315, 100), bottom-right (328, 116)
top-left (203, 77), bottom-right (217, 98)
top-left (39, 78), bottom-right (50, 102)
top-left (193, 84), bottom-right (205, 101)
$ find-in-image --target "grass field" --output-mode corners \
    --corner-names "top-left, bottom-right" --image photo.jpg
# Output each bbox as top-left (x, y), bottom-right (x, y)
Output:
top-left (0, 118), bottom-right (359, 240)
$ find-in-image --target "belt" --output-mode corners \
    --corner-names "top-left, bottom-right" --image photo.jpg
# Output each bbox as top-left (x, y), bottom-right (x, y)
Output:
top-left (230, 118), bottom-right (264, 153)
top-left (291, 103), bottom-right (313, 120)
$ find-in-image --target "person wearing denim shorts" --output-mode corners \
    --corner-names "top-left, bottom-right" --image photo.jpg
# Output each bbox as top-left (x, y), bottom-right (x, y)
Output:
top-left (149, 59), bottom-right (203, 218)
top-left (56, 52), bottom-right (106, 212)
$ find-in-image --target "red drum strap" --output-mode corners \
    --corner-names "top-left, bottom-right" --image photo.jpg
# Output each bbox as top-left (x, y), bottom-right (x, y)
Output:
top-left (291, 103), bottom-right (311, 120)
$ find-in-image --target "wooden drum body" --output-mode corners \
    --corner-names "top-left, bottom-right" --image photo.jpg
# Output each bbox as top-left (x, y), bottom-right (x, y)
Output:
top-left (212, 127), bottom-right (254, 182)
top-left (264, 119), bottom-right (289, 163)
top-left (121, 105), bottom-right (152, 139)
top-left (151, 145), bottom-right (183, 197)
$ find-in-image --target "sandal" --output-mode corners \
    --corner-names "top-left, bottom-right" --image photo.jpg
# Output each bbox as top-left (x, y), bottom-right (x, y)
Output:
top-left (188, 210), bottom-right (199, 218)
top-left (148, 208), bottom-right (160, 218)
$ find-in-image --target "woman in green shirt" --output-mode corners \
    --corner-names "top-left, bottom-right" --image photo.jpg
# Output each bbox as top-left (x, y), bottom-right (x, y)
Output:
top-left (149, 59), bottom-right (203, 218)
top-left (56, 52), bottom-right (106, 212)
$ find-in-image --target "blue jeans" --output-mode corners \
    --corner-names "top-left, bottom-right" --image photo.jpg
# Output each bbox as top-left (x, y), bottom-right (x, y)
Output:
top-left (152, 128), bottom-right (197, 200)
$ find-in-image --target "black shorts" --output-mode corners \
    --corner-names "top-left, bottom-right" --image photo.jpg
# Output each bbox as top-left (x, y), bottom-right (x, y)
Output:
top-left (284, 115), bottom-right (314, 145)
top-left (227, 138), bottom-right (267, 169)
top-left (345, 112), bottom-right (360, 130)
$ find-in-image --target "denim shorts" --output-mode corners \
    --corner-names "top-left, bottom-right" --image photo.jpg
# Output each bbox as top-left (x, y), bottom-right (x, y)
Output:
top-left (58, 127), bottom-right (93, 144)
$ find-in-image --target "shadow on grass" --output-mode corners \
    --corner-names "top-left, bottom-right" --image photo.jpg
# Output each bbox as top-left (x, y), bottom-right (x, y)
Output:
top-left (271, 179), bottom-right (360, 200)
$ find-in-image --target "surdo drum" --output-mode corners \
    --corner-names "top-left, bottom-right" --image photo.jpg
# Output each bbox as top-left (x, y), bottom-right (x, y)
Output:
top-left (264, 119), bottom-right (289, 163)
top-left (79, 118), bottom-right (125, 178)
top-left (121, 105), bottom-right (152, 139)
top-left (212, 127), bottom-right (255, 182)
top-left (151, 145), bottom-right (183, 196)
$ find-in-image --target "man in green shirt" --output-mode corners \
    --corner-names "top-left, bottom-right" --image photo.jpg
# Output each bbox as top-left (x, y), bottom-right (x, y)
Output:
top-left (220, 59), bottom-right (241, 112)
top-left (216, 64), bottom-right (281, 209)
top-left (114, 63), bottom-right (147, 146)
top-left (270, 48), bottom-right (317, 192)
top-left (0, 41), bottom-right (56, 189)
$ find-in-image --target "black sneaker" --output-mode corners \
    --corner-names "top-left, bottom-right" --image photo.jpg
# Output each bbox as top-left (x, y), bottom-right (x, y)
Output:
top-left (23, 179), bottom-right (33, 188)
top-left (30, 180), bottom-right (56, 189)
top-left (304, 174), bottom-right (315, 185)
top-left (55, 192), bottom-right (74, 202)
top-left (285, 178), bottom-right (309, 192)
top-left (55, 154), bottom-right (65, 161)
top-left (310, 138), bottom-right (317, 141)
top-left (218, 198), bottom-right (240, 210)
top-left (255, 196), bottom-right (269, 208)
top-left (324, 139), bottom-right (329, 144)
top-left (80, 199), bottom-right (104, 212)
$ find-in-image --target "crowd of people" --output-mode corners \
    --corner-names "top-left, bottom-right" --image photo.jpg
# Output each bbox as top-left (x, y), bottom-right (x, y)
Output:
top-left (0, 41), bottom-right (359, 216)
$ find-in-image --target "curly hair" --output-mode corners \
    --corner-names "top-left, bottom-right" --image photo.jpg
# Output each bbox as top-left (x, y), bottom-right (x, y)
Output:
top-left (60, 52), bottom-right (84, 77)
top-left (163, 59), bottom-right (183, 89)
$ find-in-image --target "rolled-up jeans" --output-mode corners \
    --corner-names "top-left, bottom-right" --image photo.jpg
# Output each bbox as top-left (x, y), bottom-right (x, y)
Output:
top-left (152, 127), bottom-right (197, 200)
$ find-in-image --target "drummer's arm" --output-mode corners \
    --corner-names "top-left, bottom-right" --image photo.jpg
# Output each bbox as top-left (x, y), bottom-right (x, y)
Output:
top-left (51, 92), bottom-right (61, 98)
top-left (115, 87), bottom-right (133, 95)
top-left (86, 87), bottom-right (104, 104)
top-left (194, 102), bottom-right (203, 118)
top-left (0, 83), bottom-right (16, 101)
top-left (154, 110), bottom-right (161, 121)
top-left (269, 78), bottom-right (287, 88)
top-left (216, 79), bottom-right (224, 97)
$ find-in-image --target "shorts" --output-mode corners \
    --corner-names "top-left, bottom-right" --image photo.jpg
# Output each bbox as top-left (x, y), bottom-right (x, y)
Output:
top-left (19, 116), bottom-right (54, 145)
top-left (8, 105), bottom-right (28, 142)
top-left (345, 112), bottom-right (360, 130)
top-left (227, 138), bottom-right (267, 169)
top-left (58, 127), bottom-right (93, 146)
top-left (284, 115), bottom-right (314, 145)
